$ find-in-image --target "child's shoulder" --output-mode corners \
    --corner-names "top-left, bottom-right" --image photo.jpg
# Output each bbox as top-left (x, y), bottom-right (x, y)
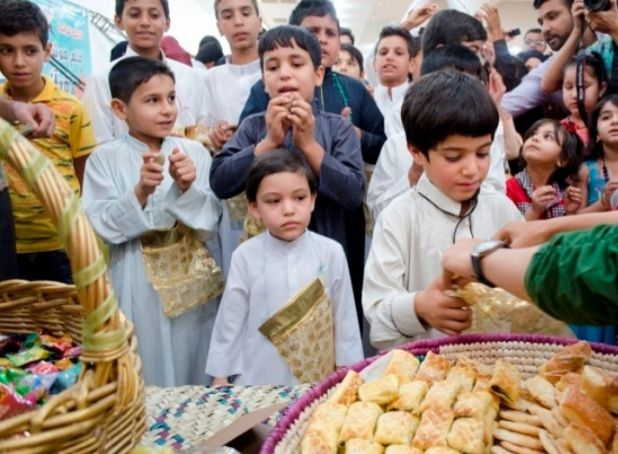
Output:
top-left (309, 230), bottom-right (344, 252)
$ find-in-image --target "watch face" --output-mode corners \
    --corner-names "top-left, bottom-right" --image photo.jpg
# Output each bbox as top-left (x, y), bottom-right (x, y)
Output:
top-left (473, 240), bottom-right (506, 257)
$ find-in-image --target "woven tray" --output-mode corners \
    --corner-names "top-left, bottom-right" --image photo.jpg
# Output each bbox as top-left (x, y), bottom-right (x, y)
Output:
top-left (261, 333), bottom-right (618, 453)
top-left (0, 119), bottom-right (145, 452)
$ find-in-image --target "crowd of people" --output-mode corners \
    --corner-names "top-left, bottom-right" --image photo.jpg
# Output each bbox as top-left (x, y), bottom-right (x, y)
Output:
top-left (0, 0), bottom-right (617, 388)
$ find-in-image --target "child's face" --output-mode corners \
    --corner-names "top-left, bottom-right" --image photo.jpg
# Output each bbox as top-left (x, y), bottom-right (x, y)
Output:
top-left (262, 42), bottom-right (324, 104)
top-left (112, 74), bottom-right (177, 149)
top-left (411, 134), bottom-right (491, 202)
top-left (522, 123), bottom-right (562, 167)
top-left (0, 31), bottom-right (50, 91)
top-left (596, 101), bottom-right (618, 147)
top-left (374, 35), bottom-right (411, 87)
top-left (248, 170), bottom-right (316, 242)
top-left (216, 0), bottom-right (261, 52)
top-left (300, 15), bottom-right (340, 68)
top-left (115, 0), bottom-right (170, 56)
top-left (333, 50), bottom-right (362, 80)
top-left (562, 65), bottom-right (606, 120)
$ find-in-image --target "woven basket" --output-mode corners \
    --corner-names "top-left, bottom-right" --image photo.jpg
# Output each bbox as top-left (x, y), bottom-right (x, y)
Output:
top-left (0, 119), bottom-right (145, 453)
top-left (261, 333), bottom-right (618, 454)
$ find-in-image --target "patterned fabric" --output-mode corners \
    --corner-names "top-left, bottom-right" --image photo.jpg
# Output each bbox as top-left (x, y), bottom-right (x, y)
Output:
top-left (2, 77), bottom-right (95, 253)
top-left (506, 171), bottom-right (566, 219)
top-left (585, 159), bottom-right (607, 204)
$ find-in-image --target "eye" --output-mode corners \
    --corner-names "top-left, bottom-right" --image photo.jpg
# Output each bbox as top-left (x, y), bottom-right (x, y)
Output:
top-left (296, 194), bottom-right (307, 201)
top-left (265, 198), bottom-right (279, 204)
top-left (477, 151), bottom-right (490, 158)
top-left (444, 155), bottom-right (460, 162)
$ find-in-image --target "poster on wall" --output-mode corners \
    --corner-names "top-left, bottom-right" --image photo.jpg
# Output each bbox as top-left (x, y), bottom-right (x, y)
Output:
top-left (34, 0), bottom-right (91, 98)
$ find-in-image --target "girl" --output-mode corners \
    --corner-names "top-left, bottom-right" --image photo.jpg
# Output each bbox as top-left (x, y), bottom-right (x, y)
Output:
top-left (506, 119), bottom-right (584, 220)
top-left (205, 150), bottom-right (363, 386)
top-left (561, 52), bottom-right (608, 147)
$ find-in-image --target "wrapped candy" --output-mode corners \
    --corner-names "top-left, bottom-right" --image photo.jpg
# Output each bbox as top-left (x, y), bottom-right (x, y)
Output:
top-left (0, 383), bottom-right (38, 421)
top-left (7, 346), bottom-right (49, 367)
top-left (27, 361), bottom-right (59, 375)
top-left (50, 363), bottom-right (81, 394)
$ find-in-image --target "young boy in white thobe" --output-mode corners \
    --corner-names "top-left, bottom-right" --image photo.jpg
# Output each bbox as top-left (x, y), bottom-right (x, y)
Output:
top-left (206, 149), bottom-right (363, 385)
top-left (82, 57), bottom-right (222, 386)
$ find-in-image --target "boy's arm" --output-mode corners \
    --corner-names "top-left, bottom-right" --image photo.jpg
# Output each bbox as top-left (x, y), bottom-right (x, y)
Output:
top-left (238, 80), bottom-right (270, 125)
top-left (330, 244), bottom-right (364, 366)
top-left (68, 104), bottom-right (96, 187)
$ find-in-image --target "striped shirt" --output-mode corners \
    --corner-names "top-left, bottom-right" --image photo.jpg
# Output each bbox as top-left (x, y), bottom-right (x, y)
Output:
top-left (2, 76), bottom-right (95, 253)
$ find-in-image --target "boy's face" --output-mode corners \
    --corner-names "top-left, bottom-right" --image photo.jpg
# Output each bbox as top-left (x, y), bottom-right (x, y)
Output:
top-left (111, 74), bottom-right (177, 148)
top-left (300, 15), bottom-right (340, 68)
top-left (248, 170), bottom-right (316, 242)
top-left (216, 0), bottom-right (261, 52)
top-left (115, 0), bottom-right (170, 56)
top-left (0, 31), bottom-right (51, 90)
top-left (262, 42), bottom-right (324, 104)
top-left (374, 35), bottom-right (412, 87)
top-left (410, 134), bottom-right (491, 202)
top-left (333, 49), bottom-right (362, 80)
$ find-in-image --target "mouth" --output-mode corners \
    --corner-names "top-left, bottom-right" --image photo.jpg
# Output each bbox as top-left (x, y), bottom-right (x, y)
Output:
top-left (11, 73), bottom-right (30, 79)
top-left (456, 181), bottom-right (479, 191)
top-left (278, 86), bottom-right (298, 95)
top-left (281, 221), bottom-right (300, 229)
top-left (233, 32), bottom-right (250, 41)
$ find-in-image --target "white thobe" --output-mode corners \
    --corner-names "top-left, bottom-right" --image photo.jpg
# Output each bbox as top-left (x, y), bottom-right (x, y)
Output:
top-left (363, 173), bottom-right (523, 350)
top-left (82, 135), bottom-right (223, 386)
top-left (374, 83), bottom-right (410, 119)
top-left (206, 231), bottom-right (364, 386)
top-left (82, 47), bottom-right (209, 146)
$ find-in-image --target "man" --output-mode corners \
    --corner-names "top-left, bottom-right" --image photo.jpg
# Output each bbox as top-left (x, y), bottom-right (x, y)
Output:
top-left (523, 28), bottom-right (548, 53)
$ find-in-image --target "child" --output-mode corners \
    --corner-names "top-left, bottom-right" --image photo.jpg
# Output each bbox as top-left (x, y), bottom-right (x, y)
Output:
top-left (363, 70), bottom-right (523, 350)
top-left (561, 52), bottom-right (608, 146)
top-left (206, 150), bottom-right (363, 385)
top-left (210, 25), bottom-right (364, 258)
top-left (373, 25), bottom-right (417, 117)
top-left (82, 0), bottom-right (208, 145)
top-left (0, 0), bottom-right (95, 283)
top-left (205, 0), bottom-right (263, 150)
top-left (333, 43), bottom-right (364, 82)
top-left (82, 57), bottom-right (222, 386)
top-left (506, 119), bottom-right (584, 220)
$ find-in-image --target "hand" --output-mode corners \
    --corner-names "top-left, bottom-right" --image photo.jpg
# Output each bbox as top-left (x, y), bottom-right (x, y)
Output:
top-left (442, 238), bottom-right (484, 282)
top-left (487, 67), bottom-right (506, 106)
top-left (408, 161), bottom-right (423, 187)
top-left (600, 180), bottom-right (618, 209)
top-left (530, 185), bottom-right (557, 213)
top-left (289, 95), bottom-right (317, 150)
top-left (10, 101), bottom-right (55, 138)
top-left (135, 151), bottom-right (164, 206)
top-left (564, 185), bottom-right (583, 214)
top-left (415, 276), bottom-right (472, 336)
top-left (401, 3), bottom-right (438, 30)
top-left (168, 147), bottom-right (196, 192)
top-left (209, 121), bottom-right (235, 149)
top-left (212, 377), bottom-right (231, 387)
top-left (264, 94), bottom-right (293, 148)
top-left (483, 43), bottom-right (496, 67)
top-left (494, 220), bottom-right (553, 248)
top-left (476, 4), bottom-right (505, 41)
top-left (341, 107), bottom-right (362, 139)
top-left (571, 0), bottom-right (586, 34)
top-left (585, 0), bottom-right (618, 36)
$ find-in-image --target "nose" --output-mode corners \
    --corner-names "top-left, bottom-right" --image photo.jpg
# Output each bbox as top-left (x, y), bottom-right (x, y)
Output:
top-left (233, 12), bottom-right (243, 26)
top-left (279, 62), bottom-right (292, 79)
top-left (282, 198), bottom-right (295, 215)
top-left (13, 51), bottom-right (25, 67)
top-left (461, 154), bottom-right (480, 176)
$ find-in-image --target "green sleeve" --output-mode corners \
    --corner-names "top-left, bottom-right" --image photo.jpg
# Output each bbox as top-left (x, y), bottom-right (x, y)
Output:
top-left (525, 224), bottom-right (618, 325)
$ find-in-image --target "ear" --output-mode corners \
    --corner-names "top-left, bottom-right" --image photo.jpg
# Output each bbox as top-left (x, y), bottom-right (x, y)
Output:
top-left (43, 42), bottom-right (52, 62)
top-left (111, 98), bottom-right (128, 121)
top-left (114, 15), bottom-right (124, 30)
top-left (599, 81), bottom-right (608, 98)
top-left (247, 200), bottom-right (261, 221)
top-left (314, 64), bottom-right (325, 87)
top-left (408, 143), bottom-right (427, 166)
top-left (164, 17), bottom-right (171, 33)
top-left (309, 193), bottom-right (317, 212)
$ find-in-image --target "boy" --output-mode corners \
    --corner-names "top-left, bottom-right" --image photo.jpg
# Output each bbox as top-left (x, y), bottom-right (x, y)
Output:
top-left (206, 150), bottom-right (363, 385)
top-left (210, 25), bottom-right (364, 281)
top-left (205, 0), bottom-right (262, 150)
top-left (362, 70), bottom-right (523, 350)
top-left (0, 0), bottom-right (95, 283)
top-left (82, 0), bottom-right (208, 145)
top-left (82, 57), bottom-right (222, 386)
top-left (373, 25), bottom-right (418, 117)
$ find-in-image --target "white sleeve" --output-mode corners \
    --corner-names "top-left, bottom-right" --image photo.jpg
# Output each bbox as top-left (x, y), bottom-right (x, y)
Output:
top-left (82, 70), bottom-right (115, 146)
top-left (483, 121), bottom-right (507, 193)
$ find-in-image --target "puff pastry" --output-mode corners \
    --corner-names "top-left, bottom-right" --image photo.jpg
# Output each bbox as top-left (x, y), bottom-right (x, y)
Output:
top-left (374, 411), bottom-right (416, 445)
top-left (559, 385), bottom-right (615, 446)
top-left (412, 407), bottom-right (455, 449)
top-left (330, 370), bottom-right (363, 406)
top-left (302, 402), bottom-right (348, 454)
top-left (388, 380), bottom-right (428, 412)
top-left (453, 391), bottom-right (495, 419)
top-left (524, 376), bottom-right (557, 409)
top-left (384, 446), bottom-right (423, 454)
top-left (383, 350), bottom-right (420, 385)
top-left (338, 402), bottom-right (383, 444)
top-left (563, 424), bottom-right (605, 454)
top-left (447, 362), bottom-right (478, 393)
top-left (359, 374), bottom-right (399, 406)
top-left (540, 341), bottom-right (591, 384)
top-left (345, 438), bottom-right (385, 454)
top-left (415, 352), bottom-right (450, 387)
top-left (446, 417), bottom-right (485, 454)
top-left (490, 360), bottom-right (520, 405)
top-left (424, 447), bottom-right (460, 454)
top-left (420, 380), bottom-right (462, 413)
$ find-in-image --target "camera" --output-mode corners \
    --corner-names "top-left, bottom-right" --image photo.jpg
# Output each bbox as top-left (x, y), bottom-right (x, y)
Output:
top-left (584, 0), bottom-right (611, 12)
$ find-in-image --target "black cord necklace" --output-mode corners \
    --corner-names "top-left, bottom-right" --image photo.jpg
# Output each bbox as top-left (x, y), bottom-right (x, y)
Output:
top-left (418, 191), bottom-right (480, 243)
top-left (602, 157), bottom-right (610, 182)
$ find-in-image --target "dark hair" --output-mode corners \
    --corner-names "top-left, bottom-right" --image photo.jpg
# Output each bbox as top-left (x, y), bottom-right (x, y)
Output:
top-left (198, 35), bottom-right (221, 52)
top-left (340, 27), bottom-right (354, 44)
top-left (533, 0), bottom-right (573, 9)
top-left (420, 45), bottom-right (484, 80)
top-left (401, 70), bottom-right (499, 157)
top-left (246, 149), bottom-right (317, 202)
top-left (563, 51), bottom-right (608, 86)
top-left (521, 119), bottom-right (583, 188)
top-left (0, 0), bottom-right (49, 46)
top-left (339, 43), bottom-right (364, 71)
top-left (422, 10), bottom-right (486, 54)
top-left (494, 55), bottom-right (529, 92)
top-left (289, 0), bottom-right (339, 32)
top-left (116, 0), bottom-right (169, 18)
top-left (375, 25), bottom-right (419, 58)
top-left (109, 56), bottom-right (175, 103)
top-left (258, 25), bottom-right (321, 70)
top-left (525, 27), bottom-right (543, 36)
top-left (516, 49), bottom-right (548, 64)
top-left (196, 41), bottom-right (224, 65)
top-left (214, 0), bottom-right (259, 19)
top-left (587, 94), bottom-right (618, 160)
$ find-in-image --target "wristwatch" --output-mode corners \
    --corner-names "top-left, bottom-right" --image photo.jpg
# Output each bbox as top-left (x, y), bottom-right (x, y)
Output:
top-left (470, 240), bottom-right (507, 287)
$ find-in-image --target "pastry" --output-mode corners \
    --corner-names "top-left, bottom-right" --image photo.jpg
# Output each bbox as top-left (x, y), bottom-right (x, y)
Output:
top-left (560, 385), bottom-right (615, 446)
top-left (524, 376), bottom-right (557, 409)
top-left (384, 446), bottom-right (423, 454)
top-left (330, 370), bottom-right (363, 406)
top-left (415, 352), bottom-right (450, 387)
top-left (446, 417), bottom-right (485, 454)
top-left (338, 402), bottom-right (383, 444)
top-left (490, 360), bottom-right (520, 405)
top-left (563, 424), bottom-right (605, 454)
top-left (493, 428), bottom-right (543, 450)
top-left (388, 380), bottom-right (428, 412)
top-left (412, 407), bottom-right (454, 449)
top-left (374, 411), bottom-right (417, 445)
top-left (359, 374), bottom-right (399, 406)
top-left (498, 420), bottom-right (541, 437)
top-left (540, 341), bottom-right (591, 384)
top-left (447, 361), bottom-right (478, 393)
top-left (453, 391), bottom-right (496, 419)
top-left (345, 438), bottom-right (385, 454)
top-left (419, 380), bottom-right (462, 413)
top-left (301, 402), bottom-right (348, 454)
top-left (383, 349), bottom-right (420, 385)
